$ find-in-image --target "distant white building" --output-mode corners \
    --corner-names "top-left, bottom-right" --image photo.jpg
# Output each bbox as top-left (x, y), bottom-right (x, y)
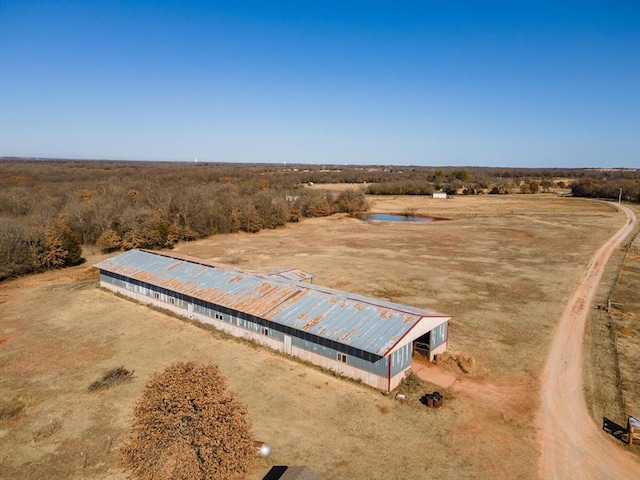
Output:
top-left (432, 192), bottom-right (447, 199)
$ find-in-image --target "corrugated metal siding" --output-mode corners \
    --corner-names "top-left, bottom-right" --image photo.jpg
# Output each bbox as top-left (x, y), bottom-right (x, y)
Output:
top-left (290, 347), bottom-right (391, 390)
top-left (100, 280), bottom-right (290, 350)
top-left (291, 335), bottom-right (388, 377)
top-left (430, 322), bottom-right (447, 349)
top-left (430, 342), bottom-right (447, 360)
top-left (391, 343), bottom-right (413, 376)
top-left (266, 268), bottom-right (314, 282)
top-left (99, 275), bottom-right (423, 390)
top-left (389, 369), bottom-right (411, 390)
top-left (100, 277), bottom-right (395, 388)
top-left (100, 272), bottom-right (389, 377)
top-left (95, 249), bottom-right (450, 357)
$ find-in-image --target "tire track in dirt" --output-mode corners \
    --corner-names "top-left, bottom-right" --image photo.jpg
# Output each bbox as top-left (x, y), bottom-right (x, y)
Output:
top-left (415, 202), bottom-right (639, 478)
top-left (538, 203), bottom-right (639, 479)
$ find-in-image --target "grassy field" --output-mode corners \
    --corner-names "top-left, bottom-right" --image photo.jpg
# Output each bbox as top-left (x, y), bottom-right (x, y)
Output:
top-left (0, 194), bottom-right (633, 479)
top-left (584, 202), bottom-right (640, 443)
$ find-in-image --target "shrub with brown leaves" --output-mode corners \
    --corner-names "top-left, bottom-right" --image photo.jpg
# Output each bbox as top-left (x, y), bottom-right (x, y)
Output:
top-left (120, 362), bottom-right (253, 480)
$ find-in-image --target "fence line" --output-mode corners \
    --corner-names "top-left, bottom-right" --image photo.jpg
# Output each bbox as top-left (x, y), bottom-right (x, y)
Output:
top-left (606, 224), bottom-right (640, 415)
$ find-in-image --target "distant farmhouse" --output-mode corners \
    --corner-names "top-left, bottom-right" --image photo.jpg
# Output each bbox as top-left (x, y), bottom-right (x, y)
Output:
top-left (95, 250), bottom-right (450, 391)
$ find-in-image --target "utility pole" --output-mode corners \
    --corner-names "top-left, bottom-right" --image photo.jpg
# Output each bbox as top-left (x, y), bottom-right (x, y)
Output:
top-left (618, 188), bottom-right (622, 204)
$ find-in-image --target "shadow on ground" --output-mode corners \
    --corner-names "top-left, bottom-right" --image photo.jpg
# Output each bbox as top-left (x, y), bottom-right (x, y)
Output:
top-left (602, 417), bottom-right (629, 444)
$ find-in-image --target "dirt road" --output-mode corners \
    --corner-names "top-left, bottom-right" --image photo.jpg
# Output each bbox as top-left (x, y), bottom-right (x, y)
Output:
top-left (538, 203), bottom-right (639, 479)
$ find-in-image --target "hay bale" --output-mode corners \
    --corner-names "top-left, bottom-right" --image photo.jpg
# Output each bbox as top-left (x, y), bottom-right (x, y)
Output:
top-left (456, 355), bottom-right (476, 374)
top-left (439, 353), bottom-right (477, 374)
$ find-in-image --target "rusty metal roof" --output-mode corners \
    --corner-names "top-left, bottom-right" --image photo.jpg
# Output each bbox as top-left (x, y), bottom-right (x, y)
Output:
top-left (265, 268), bottom-right (315, 283)
top-left (94, 249), bottom-right (449, 356)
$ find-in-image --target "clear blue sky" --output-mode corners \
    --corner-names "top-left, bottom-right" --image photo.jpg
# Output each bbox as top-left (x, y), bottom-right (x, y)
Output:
top-left (1, 1), bottom-right (638, 167)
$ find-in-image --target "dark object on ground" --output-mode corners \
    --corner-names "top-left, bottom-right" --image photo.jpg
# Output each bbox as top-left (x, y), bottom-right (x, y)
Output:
top-left (263, 465), bottom-right (324, 480)
top-left (420, 391), bottom-right (444, 408)
top-left (88, 366), bottom-right (134, 392)
top-left (0, 400), bottom-right (25, 421)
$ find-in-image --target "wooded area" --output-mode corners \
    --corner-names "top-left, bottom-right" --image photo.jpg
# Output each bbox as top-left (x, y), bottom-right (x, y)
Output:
top-left (0, 159), bottom-right (637, 281)
top-left (0, 160), bottom-right (368, 281)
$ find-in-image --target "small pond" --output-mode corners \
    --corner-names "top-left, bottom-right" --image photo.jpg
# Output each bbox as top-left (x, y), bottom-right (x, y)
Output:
top-left (357, 213), bottom-right (434, 223)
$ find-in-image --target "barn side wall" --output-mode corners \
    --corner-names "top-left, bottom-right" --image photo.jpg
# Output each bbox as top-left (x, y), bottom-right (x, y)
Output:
top-left (98, 272), bottom-right (409, 390)
top-left (428, 322), bottom-right (448, 360)
top-left (389, 367), bottom-right (412, 391)
top-left (429, 342), bottom-right (447, 360)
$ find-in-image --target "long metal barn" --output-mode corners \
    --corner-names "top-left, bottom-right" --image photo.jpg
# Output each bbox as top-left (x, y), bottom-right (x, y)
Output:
top-left (95, 249), bottom-right (450, 391)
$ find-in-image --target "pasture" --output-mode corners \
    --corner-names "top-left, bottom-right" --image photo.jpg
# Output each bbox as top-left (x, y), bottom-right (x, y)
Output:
top-left (0, 194), bottom-right (632, 479)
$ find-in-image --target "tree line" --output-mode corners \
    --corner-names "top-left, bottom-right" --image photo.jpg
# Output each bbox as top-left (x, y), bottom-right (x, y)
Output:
top-left (0, 160), bottom-right (368, 281)
top-left (569, 177), bottom-right (640, 202)
top-left (1, 159), bottom-right (637, 281)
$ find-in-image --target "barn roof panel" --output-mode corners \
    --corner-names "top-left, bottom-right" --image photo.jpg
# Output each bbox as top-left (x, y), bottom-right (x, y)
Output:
top-left (94, 249), bottom-right (449, 356)
top-left (265, 267), bottom-right (315, 282)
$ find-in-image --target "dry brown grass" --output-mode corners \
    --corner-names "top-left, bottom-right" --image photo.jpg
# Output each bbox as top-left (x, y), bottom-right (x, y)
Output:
top-left (0, 400), bottom-right (25, 421)
top-left (179, 195), bottom-right (621, 378)
top-left (585, 203), bottom-right (640, 452)
top-left (32, 418), bottom-right (63, 442)
top-left (0, 195), bottom-right (632, 479)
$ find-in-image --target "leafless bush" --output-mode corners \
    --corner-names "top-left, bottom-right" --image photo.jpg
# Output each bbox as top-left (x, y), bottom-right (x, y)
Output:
top-left (402, 207), bottom-right (417, 217)
top-left (32, 418), bottom-right (62, 441)
top-left (397, 371), bottom-right (424, 395)
top-left (88, 366), bottom-right (134, 392)
top-left (120, 362), bottom-right (253, 480)
top-left (0, 400), bottom-right (25, 421)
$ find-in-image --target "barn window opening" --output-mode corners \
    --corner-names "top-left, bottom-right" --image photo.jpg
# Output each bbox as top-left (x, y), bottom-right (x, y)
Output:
top-left (337, 353), bottom-right (347, 363)
top-left (414, 331), bottom-right (431, 359)
top-left (261, 327), bottom-right (269, 336)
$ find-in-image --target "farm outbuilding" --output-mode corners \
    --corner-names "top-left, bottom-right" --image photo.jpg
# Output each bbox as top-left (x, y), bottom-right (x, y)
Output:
top-left (94, 249), bottom-right (450, 391)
